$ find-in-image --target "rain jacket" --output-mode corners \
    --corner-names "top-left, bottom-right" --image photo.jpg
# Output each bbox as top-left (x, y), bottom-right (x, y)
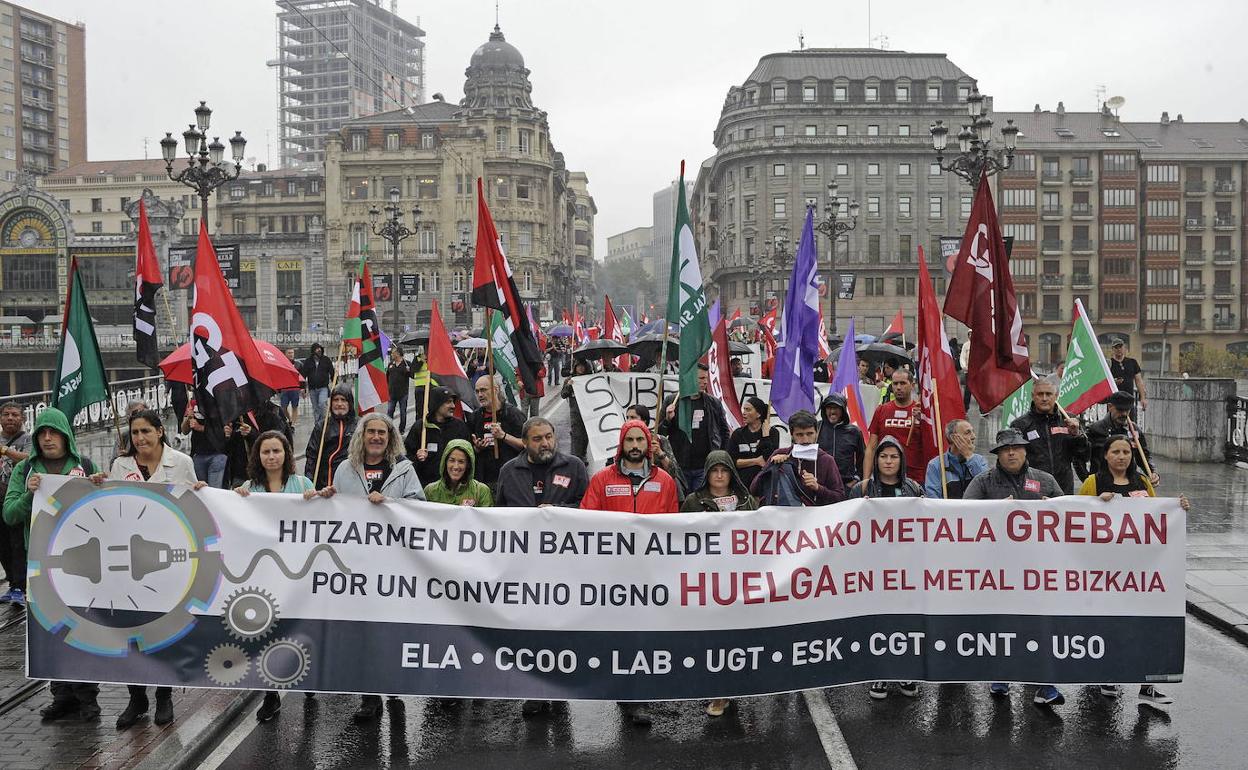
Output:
top-left (495, 450), bottom-right (588, 507)
top-left (424, 439), bottom-right (494, 507)
top-left (304, 385), bottom-right (357, 490)
top-left (299, 344), bottom-right (334, 389)
top-left (816, 392), bottom-right (865, 484)
top-left (331, 455), bottom-right (426, 500)
top-left (963, 461), bottom-right (1063, 501)
top-left (405, 388), bottom-right (472, 486)
top-left (582, 420), bottom-right (680, 513)
top-left (848, 436), bottom-right (925, 499)
top-left (660, 392), bottom-right (731, 470)
top-left (3, 407), bottom-right (96, 545)
top-left (681, 450), bottom-right (760, 512)
top-left (1011, 406), bottom-right (1089, 493)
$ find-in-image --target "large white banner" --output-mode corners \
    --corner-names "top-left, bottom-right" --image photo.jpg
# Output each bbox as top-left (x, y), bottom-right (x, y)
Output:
top-left (29, 477), bottom-right (1184, 699)
top-left (571, 373), bottom-right (882, 465)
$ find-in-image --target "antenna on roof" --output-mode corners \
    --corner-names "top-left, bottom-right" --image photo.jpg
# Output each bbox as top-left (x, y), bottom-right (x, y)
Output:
top-left (495, 0), bottom-right (500, 26)
top-left (798, 30), bottom-right (805, 50)
top-left (872, 34), bottom-right (890, 50)
top-left (1094, 83), bottom-right (1106, 111)
top-left (1106, 95), bottom-right (1125, 117)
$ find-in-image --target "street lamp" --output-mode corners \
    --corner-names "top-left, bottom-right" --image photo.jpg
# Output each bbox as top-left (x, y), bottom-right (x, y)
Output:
top-left (159, 101), bottom-right (246, 227)
top-left (813, 180), bottom-right (860, 336)
top-left (751, 233), bottom-right (790, 318)
top-left (370, 187), bottom-right (419, 329)
top-left (929, 86), bottom-right (1019, 188)
top-left (448, 237), bottom-right (475, 324)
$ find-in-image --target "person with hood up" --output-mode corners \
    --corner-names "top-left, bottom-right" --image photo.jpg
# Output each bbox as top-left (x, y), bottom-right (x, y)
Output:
top-left (817, 392), bottom-right (865, 486)
top-left (753, 410), bottom-right (845, 506)
top-left (304, 385), bottom-right (356, 490)
top-left (424, 438), bottom-right (494, 507)
top-left (406, 386), bottom-right (472, 487)
top-left (582, 419), bottom-right (680, 515)
top-left (3, 407), bottom-right (101, 720)
top-left (298, 342), bottom-right (335, 424)
top-left (728, 396), bottom-right (781, 490)
top-left (622, 404), bottom-right (686, 502)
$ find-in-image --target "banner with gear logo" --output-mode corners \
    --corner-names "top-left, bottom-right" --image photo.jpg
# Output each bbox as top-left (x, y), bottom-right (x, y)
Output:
top-left (28, 476), bottom-right (1185, 699)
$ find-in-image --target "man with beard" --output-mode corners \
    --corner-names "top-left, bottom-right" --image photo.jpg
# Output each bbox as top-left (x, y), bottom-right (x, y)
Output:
top-left (862, 368), bottom-right (923, 486)
top-left (467, 374), bottom-right (526, 490)
top-left (406, 386), bottom-right (472, 487)
top-left (1085, 390), bottom-right (1157, 485)
top-left (298, 342), bottom-right (335, 424)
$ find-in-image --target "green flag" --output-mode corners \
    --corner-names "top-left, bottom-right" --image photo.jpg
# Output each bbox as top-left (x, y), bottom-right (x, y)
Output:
top-left (1000, 378), bottom-right (1034, 430)
top-left (664, 165), bottom-right (712, 438)
top-left (1057, 298), bottom-right (1116, 414)
top-left (53, 257), bottom-right (110, 422)
top-left (618, 306), bottom-right (633, 338)
top-left (485, 311), bottom-right (521, 406)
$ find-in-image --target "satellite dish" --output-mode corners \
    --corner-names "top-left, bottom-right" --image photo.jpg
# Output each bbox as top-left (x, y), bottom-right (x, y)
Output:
top-left (1106, 96), bottom-right (1126, 110)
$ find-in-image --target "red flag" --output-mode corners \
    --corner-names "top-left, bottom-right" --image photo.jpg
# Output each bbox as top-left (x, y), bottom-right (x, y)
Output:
top-left (602, 295), bottom-right (630, 371)
top-left (943, 175), bottom-right (1030, 410)
top-left (885, 309), bottom-right (905, 337)
top-left (133, 198), bottom-right (163, 368)
top-left (708, 314), bottom-right (744, 430)
top-left (561, 309), bottom-right (571, 325)
top-left (916, 249), bottom-right (967, 473)
top-left (526, 303), bottom-right (547, 354)
top-left (427, 300), bottom-right (477, 409)
top-left (572, 305), bottom-right (587, 347)
top-left (188, 220), bottom-right (274, 446)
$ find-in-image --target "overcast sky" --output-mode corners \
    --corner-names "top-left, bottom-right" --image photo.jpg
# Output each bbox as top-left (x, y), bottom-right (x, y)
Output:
top-left (26, 0), bottom-right (1248, 257)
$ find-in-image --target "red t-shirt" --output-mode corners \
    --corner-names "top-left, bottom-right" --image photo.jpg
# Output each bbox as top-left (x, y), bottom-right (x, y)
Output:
top-left (867, 399), bottom-right (924, 483)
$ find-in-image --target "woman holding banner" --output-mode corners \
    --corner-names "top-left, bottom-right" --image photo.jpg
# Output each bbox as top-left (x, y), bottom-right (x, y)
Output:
top-left (423, 439), bottom-right (494, 507)
top-left (1078, 435), bottom-right (1188, 706)
top-left (234, 430), bottom-right (318, 722)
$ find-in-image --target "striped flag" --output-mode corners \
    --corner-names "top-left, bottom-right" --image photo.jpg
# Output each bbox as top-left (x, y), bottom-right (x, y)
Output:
top-left (344, 258), bottom-right (389, 414)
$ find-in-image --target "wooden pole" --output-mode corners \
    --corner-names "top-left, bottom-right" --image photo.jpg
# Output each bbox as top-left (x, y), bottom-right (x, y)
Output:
top-left (419, 366), bottom-right (432, 450)
top-left (485, 308), bottom-right (498, 460)
top-left (932, 374), bottom-right (949, 499)
top-left (655, 322), bottom-right (672, 433)
top-left (1125, 415), bottom-right (1156, 481)
top-left (310, 341), bottom-right (347, 489)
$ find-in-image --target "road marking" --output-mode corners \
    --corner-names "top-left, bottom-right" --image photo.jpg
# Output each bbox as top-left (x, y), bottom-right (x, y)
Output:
top-left (803, 689), bottom-right (857, 770)
top-left (198, 693), bottom-right (275, 770)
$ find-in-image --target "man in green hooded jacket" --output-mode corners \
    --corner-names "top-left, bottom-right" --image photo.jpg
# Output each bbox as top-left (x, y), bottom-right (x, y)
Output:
top-left (423, 438), bottom-right (494, 507)
top-left (2, 407), bottom-right (101, 721)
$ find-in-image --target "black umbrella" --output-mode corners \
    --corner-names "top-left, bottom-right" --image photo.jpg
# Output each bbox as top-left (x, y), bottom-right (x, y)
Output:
top-left (857, 342), bottom-right (914, 365)
top-left (728, 316), bottom-right (754, 330)
top-left (399, 327), bottom-right (431, 346)
top-left (628, 333), bottom-right (680, 361)
top-left (727, 340), bottom-right (753, 356)
top-left (572, 338), bottom-right (628, 360)
top-left (878, 331), bottom-right (916, 351)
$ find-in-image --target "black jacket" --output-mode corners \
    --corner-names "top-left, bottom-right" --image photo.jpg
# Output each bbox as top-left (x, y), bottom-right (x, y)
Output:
top-left (817, 392), bottom-right (865, 484)
top-left (299, 350), bottom-right (335, 390)
top-left (1085, 414), bottom-right (1151, 477)
top-left (1010, 407), bottom-right (1089, 494)
top-left (386, 359), bottom-right (411, 399)
top-left (495, 450), bottom-right (588, 507)
top-left (304, 386), bottom-right (357, 489)
top-left (466, 402), bottom-right (527, 486)
top-left (406, 417), bottom-right (472, 487)
top-left (226, 401), bottom-right (293, 482)
top-left (660, 393), bottom-right (730, 469)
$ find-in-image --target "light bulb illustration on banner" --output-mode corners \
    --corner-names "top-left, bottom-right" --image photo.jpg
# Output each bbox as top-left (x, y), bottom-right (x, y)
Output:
top-left (28, 478), bottom-right (351, 689)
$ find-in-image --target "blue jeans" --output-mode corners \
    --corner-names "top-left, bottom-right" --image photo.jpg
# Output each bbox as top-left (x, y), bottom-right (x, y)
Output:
top-left (684, 468), bottom-right (706, 493)
top-left (193, 453), bottom-right (228, 489)
top-left (309, 387), bottom-right (329, 424)
top-left (387, 393), bottom-right (409, 433)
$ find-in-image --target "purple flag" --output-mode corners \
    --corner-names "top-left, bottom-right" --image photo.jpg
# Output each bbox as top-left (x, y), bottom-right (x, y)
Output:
top-left (708, 300), bottom-right (721, 329)
top-left (829, 317), bottom-right (868, 432)
top-left (770, 207), bottom-right (821, 421)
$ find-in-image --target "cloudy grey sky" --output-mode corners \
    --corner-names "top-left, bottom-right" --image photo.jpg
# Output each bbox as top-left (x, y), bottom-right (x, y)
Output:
top-left (25, 0), bottom-right (1248, 256)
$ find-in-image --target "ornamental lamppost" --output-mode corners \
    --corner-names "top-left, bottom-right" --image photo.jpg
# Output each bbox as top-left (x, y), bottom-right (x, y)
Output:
top-left (448, 237), bottom-right (475, 324)
top-left (159, 101), bottom-right (246, 226)
top-left (813, 180), bottom-right (860, 336)
top-left (370, 186), bottom-right (419, 328)
top-left (929, 86), bottom-right (1020, 188)
top-left (754, 233), bottom-right (790, 317)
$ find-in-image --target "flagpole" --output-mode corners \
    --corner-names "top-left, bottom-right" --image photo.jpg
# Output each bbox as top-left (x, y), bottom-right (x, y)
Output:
top-left (932, 374), bottom-right (949, 499)
top-left (311, 340), bottom-right (347, 489)
top-left (419, 369), bottom-right (432, 451)
top-left (485, 307), bottom-right (499, 460)
top-left (655, 323), bottom-right (671, 433)
top-left (1125, 415), bottom-right (1156, 482)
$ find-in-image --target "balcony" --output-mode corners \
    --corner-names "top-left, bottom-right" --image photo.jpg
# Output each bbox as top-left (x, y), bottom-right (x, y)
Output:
top-left (1214, 317), bottom-right (1238, 331)
top-left (18, 51), bottom-right (51, 67)
top-left (1041, 275), bottom-right (1065, 289)
top-left (1213, 250), bottom-right (1237, 265)
top-left (1041, 205), bottom-right (1063, 219)
top-left (1071, 202), bottom-right (1093, 218)
top-left (1184, 317), bottom-right (1205, 331)
top-left (1072, 273), bottom-right (1094, 289)
top-left (1070, 170), bottom-right (1094, 185)
top-left (1184, 216), bottom-right (1206, 230)
top-left (1071, 239), bottom-right (1095, 253)
top-left (1185, 181), bottom-right (1208, 195)
top-left (1214, 284), bottom-right (1236, 300)
top-left (1184, 249), bottom-right (1206, 265)
top-left (1215, 180), bottom-right (1238, 195)
top-left (1042, 308), bottom-right (1062, 321)
top-left (1041, 239), bottom-right (1063, 254)
top-left (1041, 172), bottom-right (1063, 186)
top-left (1214, 215), bottom-right (1237, 230)
top-left (1183, 284), bottom-right (1206, 299)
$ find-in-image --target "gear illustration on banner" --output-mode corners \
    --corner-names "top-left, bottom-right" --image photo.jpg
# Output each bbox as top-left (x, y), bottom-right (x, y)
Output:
top-left (204, 643), bottom-right (251, 686)
top-left (258, 637), bottom-right (311, 689)
top-left (222, 587), bottom-right (279, 641)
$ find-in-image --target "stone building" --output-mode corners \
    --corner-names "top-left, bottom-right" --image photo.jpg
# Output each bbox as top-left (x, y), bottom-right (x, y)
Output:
top-left (39, 158), bottom-right (204, 237)
top-left (322, 24), bottom-right (594, 332)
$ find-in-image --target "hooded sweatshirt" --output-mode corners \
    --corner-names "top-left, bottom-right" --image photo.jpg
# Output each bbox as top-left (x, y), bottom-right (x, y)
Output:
top-left (424, 439), bottom-right (495, 507)
top-left (406, 387), bottom-right (473, 486)
top-left (304, 384), bottom-right (357, 490)
top-left (847, 435), bottom-right (925, 499)
top-left (582, 420), bottom-right (680, 513)
top-left (299, 344), bottom-right (334, 389)
top-left (816, 392), bottom-right (865, 484)
top-left (3, 408), bottom-right (95, 545)
top-left (681, 450), bottom-right (759, 512)
top-left (757, 441), bottom-right (846, 506)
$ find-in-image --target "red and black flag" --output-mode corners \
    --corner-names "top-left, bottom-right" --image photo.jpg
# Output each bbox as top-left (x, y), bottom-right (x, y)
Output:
top-left (471, 177), bottom-right (543, 389)
top-left (188, 220), bottom-right (275, 447)
top-left (344, 258), bottom-right (390, 414)
top-left (133, 198), bottom-right (162, 368)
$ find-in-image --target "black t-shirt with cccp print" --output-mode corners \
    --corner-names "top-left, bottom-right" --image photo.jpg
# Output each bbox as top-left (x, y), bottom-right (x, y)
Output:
top-left (363, 461), bottom-right (392, 494)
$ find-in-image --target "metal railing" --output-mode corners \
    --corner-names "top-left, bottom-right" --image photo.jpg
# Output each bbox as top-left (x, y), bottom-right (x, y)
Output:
top-left (1071, 203), bottom-right (1093, 216)
top-left (1071, 239), bottom-right (1095, 252)
top-left (1185, 181), bottom-right (1208, 193)
top-left (4, 374), bottom-right (173, 435)
top-left (1214, 215), bottom-right (1237, 228)
top-left (1185, 216), bottom-right (1206, 229)
top-left (1041, 205), bottom-right (1063, 216)
top-left (1185, 250), bottom-right (1206, 264)
top-left (1214, 250), bottom-right (1237, 264)
top-left (1041, 275), bottom-right (1064, 289)
top-left (1041, 239), bottom-right (1063, 253)
top-left (1215, 180), bottom-right (1238, 194)
top-left (1069, 169), bottom-right (1094, 182)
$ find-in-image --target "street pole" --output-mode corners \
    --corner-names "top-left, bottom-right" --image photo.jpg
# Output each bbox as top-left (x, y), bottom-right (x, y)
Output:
top-left (159, 101), bottom-right (247, 239)
top-left (370, 187), bottom-right (418, 331)
top-left (814, 180), bottom-right (859, 338)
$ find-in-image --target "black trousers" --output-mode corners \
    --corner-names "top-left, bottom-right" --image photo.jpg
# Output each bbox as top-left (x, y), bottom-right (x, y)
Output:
top-left (50, 681), bottom-right (99, 705)
top-left (0, 522), bottom-right (25, 592)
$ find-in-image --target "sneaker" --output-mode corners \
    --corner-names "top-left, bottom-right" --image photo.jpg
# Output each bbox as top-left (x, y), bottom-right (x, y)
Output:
top-left (1099, 684), bottom-right (1122, 698)
top-left (1033, 685), bottom-right (1065, 706)
top-left (868, 682), bottom-right (889, 699)
top-left (897, 682), bottom-right (920, 698)
top-left (989, 682), bottom-right (1010, 696)
top-left (1139, 685), bottom-right (1173, 705)
top-left (9, 589), bottom-right (24, 607)
top-left (521, 699), bottom-right (549, 717)
top-left (256, 692), bottom-right (281, 722)
top-left (705, 698), bottom-right (730, 717)
top-left (39, 700), bottom-right (79, 721)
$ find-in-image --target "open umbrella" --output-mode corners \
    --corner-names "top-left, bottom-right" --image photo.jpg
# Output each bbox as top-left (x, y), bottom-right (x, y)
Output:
top-left (399, 327), bottom-right (430, 346)
top-left (728, 316), bottom-right (754, 330)
top-left (856, 342), bottom-right (913, 366)
top-left (628, 333), bottom-right (680, 361)
top-left (158, 339), bottom-right (302, 390)
top-left (572, 338), bottom-right (628, 360)
top-left (547, 323), bottom-right (574, 338)
top-left (854, 333), bottom-right (877, 344)
top-left (727, 340), bottom-right (753, 356)
top-left (454, 337), bottom-right (488, 349)
top-left (878, 331), bottom-right (916, 351)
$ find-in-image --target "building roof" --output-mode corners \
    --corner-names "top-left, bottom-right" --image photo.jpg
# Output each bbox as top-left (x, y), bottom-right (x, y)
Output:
top-left (994, 108), bottom-right (1137, 149)
top-left (43, 159), bottom-right (170, 180)
top-left (746, 48), bottom-right (971, 84)
top-left (1123, 118), bottom-right (1248, 159)
top-left (470, 24), bottom-right (525, 70)
top-left (340, 100), bottom-right (459, 126)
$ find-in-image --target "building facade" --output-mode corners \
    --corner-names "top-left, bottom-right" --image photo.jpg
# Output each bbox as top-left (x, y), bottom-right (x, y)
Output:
top-left (273, 0), bottom-right (425, 168)
top-left (0, 2), bottom-right (86, 181)
top-left (322, 25), bottom-right (594, 332)
top-left (606, 225), bottom-right (652, 265)
top-left (39, 159), bottom-right (204, 237)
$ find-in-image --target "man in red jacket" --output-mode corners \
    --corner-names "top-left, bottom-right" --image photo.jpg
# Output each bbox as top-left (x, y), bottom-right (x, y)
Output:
top-left (583, 419), bottom-right (680, 514)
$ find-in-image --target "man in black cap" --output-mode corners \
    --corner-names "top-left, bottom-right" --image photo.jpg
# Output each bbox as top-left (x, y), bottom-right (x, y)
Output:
top-left (1084, 390), bottom-right (1157, 485)
top-left (964, 428), bottom-right (1065, 708)
top-left (1108, 339), bottom-right (1146, 417)
top-left (405, 386), bottom-right (472, 486)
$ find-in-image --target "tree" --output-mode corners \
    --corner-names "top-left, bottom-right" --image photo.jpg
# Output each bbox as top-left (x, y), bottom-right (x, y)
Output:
top-left (1179, 344), bottom-right (1248, 377)
top-left (596, 256), bottom-right (652, 310)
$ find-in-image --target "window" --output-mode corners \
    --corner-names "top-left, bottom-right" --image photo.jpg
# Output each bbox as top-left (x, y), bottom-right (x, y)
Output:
top-left (421, 133), bottom-right (434, 149)
top-left (1102, 223), bottom-right (1136, 242)
top-left (867, 163), bottom-right (880, 176)
top-left (867, 125), bottom-right (880, 136)
top-left (898, 125), bottom-right (911, 136)
top-left (836, 124), bottom-right (849, 136)
top-left (1003, 223), bottom-right (1036, 242)
top-left (277, 269), bottom-right (302, 299)
top-left (516, 178), bottom-right (530, 199)
top-left (743, 128), bottom-right (755, 140)
top-left (898, 163), bottom-right (911, 176)
top-left (773, 163), bottom-right (786, 177)
top-left (1014, 153), bottom-right (1036, 172)
top-left (2, 253), bottom-right (55, 290)
top-left (865, 85), bottom-right (879, 102)
top-left (929, 162), bottom-right (941, 176)
top-left (1102, 188), bottom-right (1136, 207)
top-left (744, 198), bottom-right (755, 219)
top-left (1146, 164), bottom-right (1179, 183)
top-left (495, 127), bottom-right (509, 151)
top-left (347, 177), bottom-right (369, 199)
top-left (1147, 268), bottom-right (1178, 287)
top-left (262, 181), bottom-right (274, 197)
top-left (960, 195), bottom-right (972, 218)
top-left (805, 125), bottom-right (817, 136)
top-left (1002, 188), bottom-right (1035, 207)
top-left (453, 270), bottom-right (465, 292)
top-left (804, 163), bottom-right (818, 176)
top-left (1042, 157), bottom-right (1060, 178)
top-left (1103, 292), bottom-right (1136, 312)
top-left (1145, 302), bottom-right (1178, 321)
top-left (865, 277), bottom-right (884, 295)
top-left (232, 216), bottom-right (246, 234)
top-left (90, 197), bottom-right (102, 212)
top-left (415, 227), bottom-right (436, 254)
top-left (1146, 233), bottom-right (1179, 252)
top-left (772, 85), bottom-right (786, 101)
top-left (384, 132), bottom-right (399, 150)
top-left (833, 85), bottom-right (847, 102)
top-left (494, 177), bottom-right (509, 197)
top-left (350, 132), bottom-right (365, 151)
top-left (91, 221), bottom-right (102, 233)
top-left (929, 196), bottom-right (943, 218)
top-left (958, 85), bottom-right (971, 100)
top-left (802, 85), bottom-right (816, 102)
top-left (518, 130), bottom-right (532, 154)
top-left (898, 196), bottom-right (911, 217)
top-left (867, 196), bottom-right (880, 216)
top-left (517, 223), bottom-right (532, 256)
top-left (1148, 198), bottom-right (1179, 217)
top-left (927, 84), bottom-right (941, 101)
top-left (895, 85), bottom-right (909, 102)
top-left (523, 270), bottom-right (532, 292)
top-left (836, 163), bottom-right (849, 176)
top-left (899, 234), bottom-right (912, 262)
top-left (308, 179), bottom-right (320, 194)
top-left (1103, 153), bottom-right (1137, 172)
top-left (773, 197), bottom-right (786, 218)
top-left (744, 166), bottom-right (755, 180)
top-left (869, 235), bottom-right (881, 260)
top-left (773, 125), bottom-right (785, 137)
top-left (418, 178), bottom-right (438, 199)
top-left (895, 277), bottom-right (916, 295)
